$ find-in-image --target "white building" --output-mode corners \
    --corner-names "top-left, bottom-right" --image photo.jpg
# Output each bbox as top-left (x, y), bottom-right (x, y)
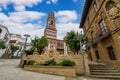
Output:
top-left (9, 34), bottom-right (31, 57)
top-left (0, 25), bottom-right (10, 57)
top-left (0, 25), bottom-right (10, 44)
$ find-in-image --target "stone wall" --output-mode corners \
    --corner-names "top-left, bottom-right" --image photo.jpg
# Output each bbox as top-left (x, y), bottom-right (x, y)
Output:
top-left (81, 0), bottom-right (120, 71)
top-left (24, 48), bottom-right (90, 76)
top-left (24, 65), bottom-right (76, 77)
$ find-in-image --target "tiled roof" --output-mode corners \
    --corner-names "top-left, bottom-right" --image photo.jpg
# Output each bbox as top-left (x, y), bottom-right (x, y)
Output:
top-left (9, 40), bottom-right (17, 43)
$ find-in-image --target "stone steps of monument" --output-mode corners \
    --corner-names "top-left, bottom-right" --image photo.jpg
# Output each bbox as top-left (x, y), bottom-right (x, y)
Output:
top-left (90, 70), bottom-right (118, 72)
top-left (90, 67), bottom-right (114, 70)
top-left (90, 75), bottom-right (120, 79)
top-left (89, 62), bottom-right (120, 79)
top-left (91, 72), bottom-right (120, 76)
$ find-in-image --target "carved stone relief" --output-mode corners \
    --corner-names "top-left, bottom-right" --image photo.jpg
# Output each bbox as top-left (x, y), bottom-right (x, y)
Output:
top-left (105, 0), bottom-right (120, 20)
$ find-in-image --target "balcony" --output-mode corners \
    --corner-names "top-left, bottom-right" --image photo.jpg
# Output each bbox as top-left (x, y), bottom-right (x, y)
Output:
top-left (96, 30), bottom-right (111, 41)
top-left (86, 29), bottom-right (111, 48)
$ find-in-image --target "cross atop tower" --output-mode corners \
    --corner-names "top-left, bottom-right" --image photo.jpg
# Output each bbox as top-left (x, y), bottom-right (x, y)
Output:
top-left (44, 12), bottom-right (57, 39)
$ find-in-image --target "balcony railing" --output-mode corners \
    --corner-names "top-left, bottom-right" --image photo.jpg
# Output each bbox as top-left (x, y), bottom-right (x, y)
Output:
top-left (96, 29), bottom-right (111, 41)
top-left (86, 29), bottom-right (111, 48)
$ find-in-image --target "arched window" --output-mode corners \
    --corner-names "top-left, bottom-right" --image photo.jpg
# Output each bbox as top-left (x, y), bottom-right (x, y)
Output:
top-left (51, 20), bottom-right (53, 25)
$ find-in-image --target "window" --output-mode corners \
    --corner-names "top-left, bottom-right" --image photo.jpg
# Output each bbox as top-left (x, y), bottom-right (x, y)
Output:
top-left (88, 17), bottom-right (90, 26)
top-left (99, 19), bottom-right (108, 34)
top-left (91, 31), bottom-right (94, 39)
top-left (107, 46), bottom-right (116, 60)
top-left (88, 53), bottom-right (92, 61)
top-left (95, 50), bottom-right (100, 59)
top-left (51, 20), bottom-right (53, 25)
top-left (57, 43), bottom-right (60, 47)
top-left (4, 33), bottom-right (9, 42)
top-left (83, 26), bottom-right (86, 32)
top-left (0, 28), bottom-right (2, 33)
top-left (61, 43), bottom-right (63, 47)
top-left (93, 1), bottom-right (98, 13)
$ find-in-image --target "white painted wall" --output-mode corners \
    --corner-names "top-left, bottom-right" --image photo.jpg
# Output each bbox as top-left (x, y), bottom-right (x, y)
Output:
top-left (0, 25), bottom-right (10, 44)
top-left (0, 49), bottom-right (6, 57)
top-left (0, 25), bottom-right (10, 58)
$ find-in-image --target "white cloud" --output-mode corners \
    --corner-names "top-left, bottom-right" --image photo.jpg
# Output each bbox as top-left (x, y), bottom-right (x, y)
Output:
top-left (4, 21), bottom-right (45, 40)
top-left (11, 0), bottom-right (43, 7)
top-left (46, 0), bottom-right (58, 4)
top-left (0, 11), bottom-right (46, 40)
top-left (0, 13), bottom-right (8, 22)
top-left (9, 11), bottom-right (46, 23)
top-left (0, 7), bottom-right (2, 11)
top-left (51, 0), bottom-right (58, 4)
top-left (55, 10), bottom-right (81, 39)
top-left (55, 10), bottom-right (78, 23)
top-left (46, 1), bottom-right (51, 4)
top-left (14, 6), bottom-right (25, 11)
top-left (0, 0), bottom-right (43, 11)
top-left (72, 0), bottom-right (78, 3)
top-left (56, 23), bottom-right (82, 39)
top-left (0, 10), bottom-right (81, 42)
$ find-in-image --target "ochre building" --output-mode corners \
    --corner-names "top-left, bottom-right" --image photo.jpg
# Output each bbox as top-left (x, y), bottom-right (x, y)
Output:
top-left (44, 12), bottom-right (64, 54)
top-left (80, 0), bottom-right (120, 70)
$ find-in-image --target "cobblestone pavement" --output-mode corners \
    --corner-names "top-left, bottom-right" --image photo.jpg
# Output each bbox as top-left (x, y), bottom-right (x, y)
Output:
top-left (0, 59), bottom-right (113, 80)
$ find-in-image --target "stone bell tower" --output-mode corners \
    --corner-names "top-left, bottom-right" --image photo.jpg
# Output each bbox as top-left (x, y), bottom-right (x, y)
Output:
top-left (44, 12), bottom-right (57, 39)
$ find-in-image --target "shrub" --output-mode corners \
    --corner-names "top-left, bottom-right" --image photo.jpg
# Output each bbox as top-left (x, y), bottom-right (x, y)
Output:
top-left (34, 62), bottom-right (43, 66)
top-left (61, 59), bottom-right (75, 66)
top-left (43, 59), bottom-right (56, 66)
top-left (26, 60), bottom-right (35, 65)
top-left (25, 47), bottom-right (34, 55)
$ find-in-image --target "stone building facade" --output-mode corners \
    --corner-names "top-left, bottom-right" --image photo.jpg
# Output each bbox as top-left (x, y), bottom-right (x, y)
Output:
top-left (80, 0), bottom-right (120, 70)
top-left (44, 12), bottom-right (64, 54)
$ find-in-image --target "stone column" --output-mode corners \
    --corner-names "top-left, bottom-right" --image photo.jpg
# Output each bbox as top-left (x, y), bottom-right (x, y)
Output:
top-left (64, 42), bottom-right (67, 55)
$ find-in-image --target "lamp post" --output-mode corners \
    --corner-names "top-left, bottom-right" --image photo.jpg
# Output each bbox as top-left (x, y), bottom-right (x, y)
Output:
top-left (19, 34), bottom-right (30, 68)
top-left (79, 31), bottom-right (86, 76)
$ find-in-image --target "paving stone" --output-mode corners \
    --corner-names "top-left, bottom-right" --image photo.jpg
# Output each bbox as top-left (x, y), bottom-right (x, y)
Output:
top-left (0, 59), bottom-right (115, 80)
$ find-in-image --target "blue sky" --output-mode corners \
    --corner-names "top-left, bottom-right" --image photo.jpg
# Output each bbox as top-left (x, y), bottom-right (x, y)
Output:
top-left (0, 0), bottom-right (85, 39)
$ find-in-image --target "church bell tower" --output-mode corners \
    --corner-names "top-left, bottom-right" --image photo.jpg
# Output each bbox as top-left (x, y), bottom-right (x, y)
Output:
top-left (44, 12), bottom-right (57, 39)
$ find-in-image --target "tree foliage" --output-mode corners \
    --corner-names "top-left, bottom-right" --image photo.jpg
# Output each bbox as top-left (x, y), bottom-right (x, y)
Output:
top-left (65, 31), bottom-right (88, 54)
top-left (10, 45), bottom-right (19, 58)
top-left (31, 36), bottom-right (48, 54)
top-left (0, 40), bottom-right (6, 49)
top-left (61, 59), bottom-right (75, 66)
top-left (25, 47), bottom-right (34, 55)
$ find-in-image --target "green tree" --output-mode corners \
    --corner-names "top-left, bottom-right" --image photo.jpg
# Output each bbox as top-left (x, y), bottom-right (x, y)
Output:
top-left (25, 47), bottom-right (35, 55)
top-left (10, 45), bottom-right (19, 58)
top-left (65, 31), bottom-right (88, 54)
top-left (0, 40), bottom-right (6, 49)
top-left (31, 36), bottom-right (48, 54)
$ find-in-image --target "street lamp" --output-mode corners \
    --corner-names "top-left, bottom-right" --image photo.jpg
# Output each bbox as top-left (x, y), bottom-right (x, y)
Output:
top-left (79, 31), bottom-right (86, 76)
top-left (19, 34), bottom-right (30, 68)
